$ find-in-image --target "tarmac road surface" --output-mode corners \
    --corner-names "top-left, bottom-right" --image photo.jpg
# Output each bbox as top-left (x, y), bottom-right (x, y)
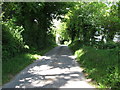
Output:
top-left (2, 45), bottom-right (95, 89)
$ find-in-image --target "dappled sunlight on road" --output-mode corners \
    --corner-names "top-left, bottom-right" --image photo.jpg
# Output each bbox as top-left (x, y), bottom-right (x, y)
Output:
top-left (3, 45), bottom-right (95, 88)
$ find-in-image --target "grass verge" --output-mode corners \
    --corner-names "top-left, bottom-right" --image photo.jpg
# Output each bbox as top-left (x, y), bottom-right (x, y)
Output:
top-left (2, 44), bottom-right (57, 85)
top-left (69, 43), bottom-right (119, 89)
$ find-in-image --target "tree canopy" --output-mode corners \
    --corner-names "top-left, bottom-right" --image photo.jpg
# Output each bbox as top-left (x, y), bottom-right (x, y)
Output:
top-left (64, 2), bottom-right (120, 45)
top-left (2, 2), bottom-right (70, 60)
top-left (2, 1), bottom-right (120, 88)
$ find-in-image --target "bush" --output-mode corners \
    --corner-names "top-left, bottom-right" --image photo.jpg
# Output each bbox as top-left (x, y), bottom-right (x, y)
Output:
top-left (95, 41), bottom-right (120, 49)
top-left (2, 19), bottom-right (25, 61)
top-left (69, 40), bottom-right (84, 52)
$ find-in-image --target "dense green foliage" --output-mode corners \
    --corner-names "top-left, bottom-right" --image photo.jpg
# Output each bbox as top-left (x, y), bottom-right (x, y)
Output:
top-left (66, 2), bottom-right (120, 89)
top-left (2, 19), bottom-right (25, 61)
top-left (2, 2), bottom-right (69, 61)
top-left (65, 2), bottom-right (120, 45)
top-left (69, 43), bottom-right (119, 88)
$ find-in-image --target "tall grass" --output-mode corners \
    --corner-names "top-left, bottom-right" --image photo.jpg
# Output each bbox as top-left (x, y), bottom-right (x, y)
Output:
top-left (2, 45), bottom-right (57, 85)
top-left (2, 53), bottom-right (39, 84)
top-left (69, 42), bottom-right (120, 89)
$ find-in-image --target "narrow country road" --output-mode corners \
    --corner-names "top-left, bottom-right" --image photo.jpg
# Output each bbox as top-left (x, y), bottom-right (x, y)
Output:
top-left (3, 45), bottom-right (95, 88)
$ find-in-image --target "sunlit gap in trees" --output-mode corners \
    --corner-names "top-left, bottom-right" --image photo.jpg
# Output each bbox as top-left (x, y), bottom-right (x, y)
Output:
top-left (98, 0), bottom-right (119, 2)
top-left (113, 34), bottom-right (120, 42)
top-left (52, 19), bottom-right (71, 46)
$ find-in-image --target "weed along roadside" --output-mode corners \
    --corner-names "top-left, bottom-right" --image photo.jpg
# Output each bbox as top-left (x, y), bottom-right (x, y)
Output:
top-left (2, 45), bottom-right (56, 85)
top-left (69, 41), bottom-right (120, 89)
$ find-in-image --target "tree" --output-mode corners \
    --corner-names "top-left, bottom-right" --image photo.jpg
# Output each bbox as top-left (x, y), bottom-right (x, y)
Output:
top-left (64, 2), bottom-right (120, 45)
